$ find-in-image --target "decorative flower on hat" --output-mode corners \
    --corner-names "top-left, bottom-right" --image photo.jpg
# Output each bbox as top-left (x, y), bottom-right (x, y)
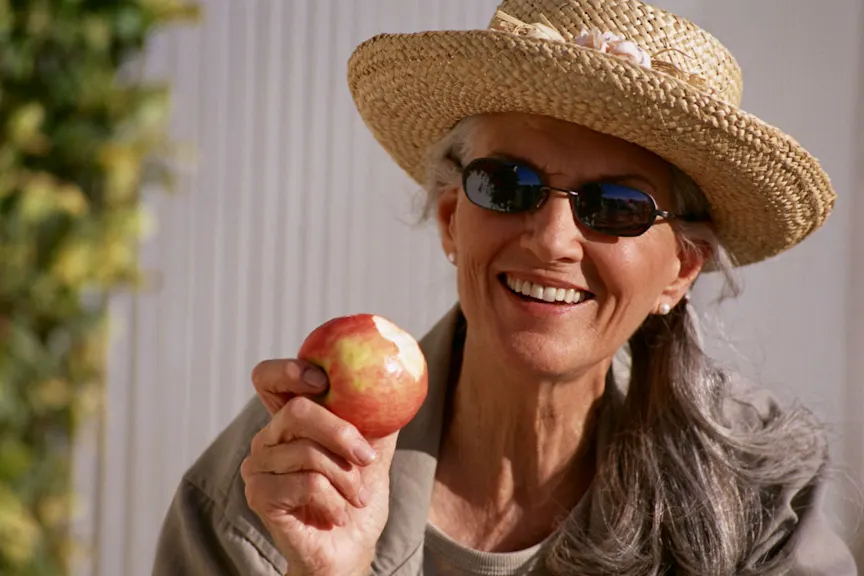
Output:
top-left (491, 10), bottom-right (724, 96)
top-left (492, 11), bottom-right (653, 70)
top-left (571, 29), bottom-right (653, 69)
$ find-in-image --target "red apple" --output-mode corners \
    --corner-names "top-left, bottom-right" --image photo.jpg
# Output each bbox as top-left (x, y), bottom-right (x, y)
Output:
top-left (297, 314), bottom-right (428, 438)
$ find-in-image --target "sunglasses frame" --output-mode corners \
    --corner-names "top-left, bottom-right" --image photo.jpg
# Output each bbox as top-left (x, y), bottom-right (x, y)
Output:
top-left (461, 157), bottom-right (692, 237)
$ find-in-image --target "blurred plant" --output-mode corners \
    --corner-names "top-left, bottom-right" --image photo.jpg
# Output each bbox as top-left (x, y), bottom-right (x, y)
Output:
top-left (0, 1), bottom-right (198, 574)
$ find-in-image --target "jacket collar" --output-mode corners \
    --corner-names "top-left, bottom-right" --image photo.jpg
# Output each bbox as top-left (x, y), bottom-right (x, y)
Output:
top-left (371, 304), bottom-right (463, 575)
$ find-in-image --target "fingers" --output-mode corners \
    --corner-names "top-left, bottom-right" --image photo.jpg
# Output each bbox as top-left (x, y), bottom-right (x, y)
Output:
top-left (243, 439), bottom-right (368, 509)
top-left (257, 396), bottom-right (378, 468)
top-left (251, 358), bottom-right (329, 416)
top-left (242, 395), bottom-right (401, 540)
top-left (242, 466), bottom-right (350, 528)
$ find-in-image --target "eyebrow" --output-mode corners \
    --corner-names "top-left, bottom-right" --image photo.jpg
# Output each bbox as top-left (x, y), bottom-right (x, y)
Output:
top-left (485, 152), bottom-right (658, 194)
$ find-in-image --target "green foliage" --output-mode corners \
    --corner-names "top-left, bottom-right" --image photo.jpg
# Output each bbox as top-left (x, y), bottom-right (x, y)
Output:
top-left (0, 1), bottom-right (198, 573)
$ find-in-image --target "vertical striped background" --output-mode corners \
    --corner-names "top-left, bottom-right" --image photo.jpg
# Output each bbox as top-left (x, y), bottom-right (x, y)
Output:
top-left (71, 1), bottom-right (864, 574)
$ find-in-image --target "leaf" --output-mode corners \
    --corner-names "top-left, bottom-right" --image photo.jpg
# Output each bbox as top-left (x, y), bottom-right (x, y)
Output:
top-left (0, 486), bottom-right (40, 566)
top-left (0, 437), bottom-right (33, 483)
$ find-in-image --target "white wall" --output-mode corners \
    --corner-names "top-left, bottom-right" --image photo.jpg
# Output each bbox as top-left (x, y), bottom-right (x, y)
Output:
top-left (854, 6), bottom-right (864, 565)
top-left (847, 3), bottom-right (864, 566)
top-left (80, 1), bottom-right (863, 574)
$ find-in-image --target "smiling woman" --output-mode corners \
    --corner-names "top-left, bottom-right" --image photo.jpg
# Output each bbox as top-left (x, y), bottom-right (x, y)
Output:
top-left (422, 112), bottom-right (827, 573)
top-left (152, 1), bottom-right (857, 575)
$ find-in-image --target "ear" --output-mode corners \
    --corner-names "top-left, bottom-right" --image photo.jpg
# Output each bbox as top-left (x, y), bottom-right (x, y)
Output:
top-left (656, 242), bottom-right (709, 309)
top-left (436, 184), bottom-right (460, 258)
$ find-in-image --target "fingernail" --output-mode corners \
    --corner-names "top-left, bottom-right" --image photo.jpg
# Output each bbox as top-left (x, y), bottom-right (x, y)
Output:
top-left (303, 368), bottom-right (328, 389)
top-left (352, 443), bottom-right (377, 465)
top-left (357, 485), bottom-right (370, 507)
top-left (284, 361), bottom-right (301, 381)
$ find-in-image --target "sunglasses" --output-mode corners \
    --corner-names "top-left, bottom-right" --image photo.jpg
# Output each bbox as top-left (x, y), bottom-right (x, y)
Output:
top-left (461, 157), bottom-right (692, 237)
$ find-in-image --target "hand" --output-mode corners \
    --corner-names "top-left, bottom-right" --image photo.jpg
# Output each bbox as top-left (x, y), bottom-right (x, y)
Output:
top-left (242, 359), bottom-right (398, 576)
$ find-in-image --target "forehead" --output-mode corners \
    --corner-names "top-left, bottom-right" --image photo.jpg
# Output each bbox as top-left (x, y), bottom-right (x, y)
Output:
top-left (469, 112), bottom-right (671, 187)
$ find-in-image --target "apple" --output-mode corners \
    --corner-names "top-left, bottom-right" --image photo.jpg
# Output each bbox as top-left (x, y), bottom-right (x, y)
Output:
top-left (297, 314), bottom-right (428, 438)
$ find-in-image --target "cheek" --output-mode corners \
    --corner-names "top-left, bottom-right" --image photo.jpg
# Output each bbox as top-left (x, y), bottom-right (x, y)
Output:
top-left (453, 206), bottom-right (491, 292)
top-left (591, 233), bottom-right (678, 300)
top-left (452, 203), bottom-right (520, 303)
top-left (453, 200), bottom-right (513, 260)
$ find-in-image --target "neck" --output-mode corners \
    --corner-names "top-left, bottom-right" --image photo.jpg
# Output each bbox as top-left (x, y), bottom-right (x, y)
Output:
top-left (430, 330), bottom-right (608, 551)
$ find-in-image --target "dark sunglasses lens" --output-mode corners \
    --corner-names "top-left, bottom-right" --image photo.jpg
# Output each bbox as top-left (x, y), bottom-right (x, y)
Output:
top-left (576, 184), bottom-right (655, 236)
top-left (463, 159), bottom-right (543, 213)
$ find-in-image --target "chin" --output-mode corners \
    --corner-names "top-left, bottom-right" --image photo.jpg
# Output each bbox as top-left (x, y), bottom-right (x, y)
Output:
top-left (493, 330), bottom-right (591, 379)
top-left (461, 284), bottom-right (603, 378)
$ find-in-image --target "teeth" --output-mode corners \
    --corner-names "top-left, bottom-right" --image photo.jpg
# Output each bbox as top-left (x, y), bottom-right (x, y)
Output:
top-left (504, 275), bottom-right (590, 304)
top-left (531, 284), bottom-right (544, 300)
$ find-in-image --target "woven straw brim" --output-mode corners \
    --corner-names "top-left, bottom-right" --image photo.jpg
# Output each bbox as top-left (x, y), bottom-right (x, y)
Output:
top-left (347, 30), bottom-right (836, 268)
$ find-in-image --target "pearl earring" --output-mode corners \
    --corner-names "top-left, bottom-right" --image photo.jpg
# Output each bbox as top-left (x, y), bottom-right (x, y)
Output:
top-left (447, 252), bottom-right (456, 265)
top-left (659, 303), bottom-right (672, 315)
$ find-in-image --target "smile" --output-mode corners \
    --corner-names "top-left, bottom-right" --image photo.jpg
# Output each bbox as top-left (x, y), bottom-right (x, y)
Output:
top-left (502, 274), bottom-right (593, 305)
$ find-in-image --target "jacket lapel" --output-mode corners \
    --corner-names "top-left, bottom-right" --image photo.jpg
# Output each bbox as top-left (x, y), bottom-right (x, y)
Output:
top-left (371, 305), bottom-right (463, 575)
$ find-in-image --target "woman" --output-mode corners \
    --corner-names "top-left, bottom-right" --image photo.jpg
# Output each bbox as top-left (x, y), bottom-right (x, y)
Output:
top-left (153, 1), bottom-right (857, 575)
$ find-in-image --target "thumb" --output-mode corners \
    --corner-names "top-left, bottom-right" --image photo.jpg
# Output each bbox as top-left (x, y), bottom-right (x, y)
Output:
top-left (365, 431), bottom-right (400, 482)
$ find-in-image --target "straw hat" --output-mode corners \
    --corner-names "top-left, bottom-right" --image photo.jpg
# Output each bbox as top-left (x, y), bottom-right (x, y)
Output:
top-left (347, 0), bottom-right (836, 267)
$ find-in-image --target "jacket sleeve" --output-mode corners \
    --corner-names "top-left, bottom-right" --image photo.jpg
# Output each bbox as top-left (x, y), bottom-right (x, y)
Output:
top-left (776, 474), bottom-right (858, 576)
top-left (152, 478), bottom-right (285, 576)
top-left (726, 382), bottom-right (858, 575)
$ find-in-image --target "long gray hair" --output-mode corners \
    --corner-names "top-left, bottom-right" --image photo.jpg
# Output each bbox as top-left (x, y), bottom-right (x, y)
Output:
top-left (422, 116), bottom-right (828, 576)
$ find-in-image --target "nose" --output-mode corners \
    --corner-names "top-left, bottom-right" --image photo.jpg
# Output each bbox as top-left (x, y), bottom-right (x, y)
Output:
top-left (520, 191), bottom-right (585, 264)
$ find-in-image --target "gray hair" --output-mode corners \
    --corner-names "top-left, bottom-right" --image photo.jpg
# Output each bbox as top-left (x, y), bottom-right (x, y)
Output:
top-left (422, 116), bottom-right (827, 575)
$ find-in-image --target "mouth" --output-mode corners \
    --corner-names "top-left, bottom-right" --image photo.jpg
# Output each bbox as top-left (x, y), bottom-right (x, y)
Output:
top-left (499, 273), bottom-right (595, 305)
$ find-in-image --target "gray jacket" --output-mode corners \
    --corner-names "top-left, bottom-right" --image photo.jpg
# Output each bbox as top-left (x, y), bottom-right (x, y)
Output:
top-left (152, 306), bottom-right (858, 575)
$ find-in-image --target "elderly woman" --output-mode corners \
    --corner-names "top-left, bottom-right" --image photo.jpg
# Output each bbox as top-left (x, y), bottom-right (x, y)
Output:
top-left (153, 1), bottom-right (857, 575)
